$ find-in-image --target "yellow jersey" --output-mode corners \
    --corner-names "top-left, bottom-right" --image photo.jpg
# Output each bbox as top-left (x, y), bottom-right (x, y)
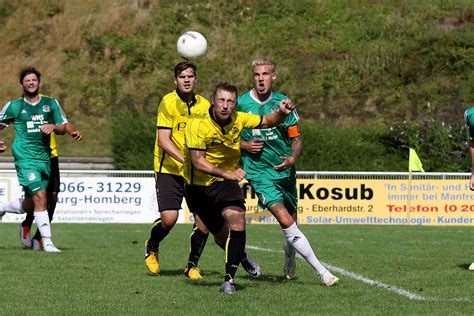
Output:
top-left (154, 90), bottom-right (210, 176)
top-left (184, 108), bottom-right (262, 186)
top-left (50, 133), bottom-right (58, 158)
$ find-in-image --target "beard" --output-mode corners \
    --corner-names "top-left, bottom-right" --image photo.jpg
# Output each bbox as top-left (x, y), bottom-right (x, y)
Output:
top-left (23, 87), bottom-right (39, 98)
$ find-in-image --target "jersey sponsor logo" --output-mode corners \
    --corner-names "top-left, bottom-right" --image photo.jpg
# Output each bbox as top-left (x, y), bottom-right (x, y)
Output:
top-left (31, 114), bottom-right (45, 122)
top-left (251, 127), bottom-right (277, 142)
top-left (42, 105), bottom-right (50, 112)
top-left (26, 114), bottom-right (46, 133)
top-left (177, 122), bottom-right (186, 131)
top-left (208, 138), bottom-right (224, 146)
top-left (26, 120), bottom-right (41, 133)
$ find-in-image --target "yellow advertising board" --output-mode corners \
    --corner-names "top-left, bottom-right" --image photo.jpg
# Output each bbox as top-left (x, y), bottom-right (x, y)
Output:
top-left (183, 178), bottom-right (474, 226)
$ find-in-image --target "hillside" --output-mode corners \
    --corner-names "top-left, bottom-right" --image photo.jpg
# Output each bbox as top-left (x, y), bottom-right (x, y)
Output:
top-left (0, 0), bottom-right (473, 170)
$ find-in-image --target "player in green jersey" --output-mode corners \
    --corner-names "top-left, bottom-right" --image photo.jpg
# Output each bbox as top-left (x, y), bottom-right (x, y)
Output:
top-left (238, 58), bottom-right (339, 286)
top-left (463, 106), bottom-right (474, 271)
top-left (465, 106), bottom-right (474, 191)
top-left (0, 66), bottom-right (67, 252)
top-left (19, 124), bottom-right (82, 250)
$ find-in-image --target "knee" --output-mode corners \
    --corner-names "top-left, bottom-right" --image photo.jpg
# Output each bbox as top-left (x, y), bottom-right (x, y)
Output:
top-left (227, 217), bottom-right (246, 231)
top-left (279, 217), bottom-right (295, 229)
top-left (160, 217), bottom-right (177, 230)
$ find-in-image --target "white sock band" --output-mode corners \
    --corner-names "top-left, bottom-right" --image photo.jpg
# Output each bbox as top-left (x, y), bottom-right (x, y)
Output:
top-left (34, 211), bottom-right (52, 240)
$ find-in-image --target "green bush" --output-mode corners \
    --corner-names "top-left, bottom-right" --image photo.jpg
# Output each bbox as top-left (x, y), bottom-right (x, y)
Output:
top-left (111, 116), bottom-right (421, 172)
top-left (110, 109), bottom-right (155, 170)
top-left (381, 103), bottom-right (469, 172)
top-left (298, 120), bottom-right (406, 171)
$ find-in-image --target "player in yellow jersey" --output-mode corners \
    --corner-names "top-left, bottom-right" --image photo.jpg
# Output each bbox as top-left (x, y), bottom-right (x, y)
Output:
top-left (19, 124), bottom-right (81, 250)
top-left (145, 67), bottom-right (262, 280)
top-left (183, 82), bottom-right (296, 294)
top-left (144, 62), bottom-right (212, 279)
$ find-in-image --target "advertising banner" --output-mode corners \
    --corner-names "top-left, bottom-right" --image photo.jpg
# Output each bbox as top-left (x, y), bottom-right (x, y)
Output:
top-left (1, 175), bottom-right (160, 223)
top-left (241, 179), bottom-right (474, 226)
top-left (2, 172), bottom-right (473, 225)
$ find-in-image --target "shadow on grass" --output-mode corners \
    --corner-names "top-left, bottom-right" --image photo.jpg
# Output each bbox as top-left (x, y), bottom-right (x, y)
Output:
top-left (458, 263), bottom-right (473, 270)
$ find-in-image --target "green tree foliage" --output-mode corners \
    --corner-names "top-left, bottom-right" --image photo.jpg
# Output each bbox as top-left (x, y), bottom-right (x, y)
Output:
top-left (298, 121), bottom-right (406, 171)
top-left (110, 109), bottom-right (155, 170)
top-left (381, 103), bottom-right (469, 172)
top-left (0, 1), bottom-right (473, 171)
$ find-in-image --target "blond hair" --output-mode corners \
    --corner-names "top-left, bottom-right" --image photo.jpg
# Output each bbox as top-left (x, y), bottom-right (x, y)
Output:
top-left (251, 58), bottom-right (276, 72)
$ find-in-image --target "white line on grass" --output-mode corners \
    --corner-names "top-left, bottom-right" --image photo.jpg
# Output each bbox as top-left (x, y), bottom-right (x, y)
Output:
top-left (246, 245), bottom-right (471, 302)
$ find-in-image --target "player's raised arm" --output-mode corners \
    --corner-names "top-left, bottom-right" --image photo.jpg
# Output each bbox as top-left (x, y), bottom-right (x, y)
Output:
top-left (259, 99), bottom-right (295, 128)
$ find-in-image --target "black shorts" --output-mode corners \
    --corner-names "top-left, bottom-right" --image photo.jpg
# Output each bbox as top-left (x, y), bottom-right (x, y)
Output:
top-left (184, 180), bottom-right (246, 234)
top-left (155, 172), bottom-right (185, 212)
top-left (47, 156), bottom-right (60, 193)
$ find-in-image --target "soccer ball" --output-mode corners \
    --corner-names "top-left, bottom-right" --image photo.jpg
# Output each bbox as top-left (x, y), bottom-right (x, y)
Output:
top-left (176, 31), bottom-right (207, 58)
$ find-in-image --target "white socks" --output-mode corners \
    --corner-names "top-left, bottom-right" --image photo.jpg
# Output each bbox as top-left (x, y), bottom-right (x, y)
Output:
top-left (0, 198), bottom-right (25, 214)
top-left (34, 211), bottom-right (52, 244)
top-left (282, 222), bottom-right (327, 275)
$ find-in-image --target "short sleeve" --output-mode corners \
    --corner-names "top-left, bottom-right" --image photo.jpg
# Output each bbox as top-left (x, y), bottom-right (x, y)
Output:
top-left (0, 102), bottom-right (15, 126)
top-left (52, 99), bottom-right (68, 125)
top-left (157, 98), bottom-right (174, 128)
top-left (239, 112), bottom-right (262, 129)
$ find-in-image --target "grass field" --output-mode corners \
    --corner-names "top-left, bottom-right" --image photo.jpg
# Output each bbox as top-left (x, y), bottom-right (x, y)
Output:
top-left (0, 223), bottom-right (473, 315)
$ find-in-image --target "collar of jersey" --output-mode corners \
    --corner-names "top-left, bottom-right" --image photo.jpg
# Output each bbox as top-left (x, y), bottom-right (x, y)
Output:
top-left (250, 89), bottom-right (273, 105)
top-left (175, 89), bottom-right (197, 107)
top-left (209, 106), bottom-right (235, 133)
top-left (23, 95), bottom-right (42, 106)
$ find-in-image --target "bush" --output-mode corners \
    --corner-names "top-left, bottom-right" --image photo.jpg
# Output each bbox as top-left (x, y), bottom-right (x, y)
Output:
top-left (380, 102), bottom-right (469, 172)
top-left (110, 109), bottom-right (155, 170)
top-left (298, 120), bottom-right (406, 171)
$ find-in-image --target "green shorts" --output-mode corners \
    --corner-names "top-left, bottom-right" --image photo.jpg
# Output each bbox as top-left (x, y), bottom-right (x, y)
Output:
top-left (15, 159), bottom-right (51, 196)
top-left (248, 174), bottom-right (298, 213)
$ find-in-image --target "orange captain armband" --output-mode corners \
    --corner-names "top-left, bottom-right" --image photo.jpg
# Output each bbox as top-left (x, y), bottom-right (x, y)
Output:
top-left (287, 125), bottom-right (300, 138)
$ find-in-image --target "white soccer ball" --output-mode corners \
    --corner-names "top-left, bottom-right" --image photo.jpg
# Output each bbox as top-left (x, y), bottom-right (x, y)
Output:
top-left (176, 31), bottom-right (208, 58)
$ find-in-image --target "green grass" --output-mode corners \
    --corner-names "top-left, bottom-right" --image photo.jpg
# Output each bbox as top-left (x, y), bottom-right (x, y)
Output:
top-left (0, 223), bottom-right (473, 314)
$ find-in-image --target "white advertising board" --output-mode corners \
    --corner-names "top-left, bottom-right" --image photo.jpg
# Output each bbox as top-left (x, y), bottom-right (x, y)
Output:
top-left (0, 173), bottom-right (177, 223)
